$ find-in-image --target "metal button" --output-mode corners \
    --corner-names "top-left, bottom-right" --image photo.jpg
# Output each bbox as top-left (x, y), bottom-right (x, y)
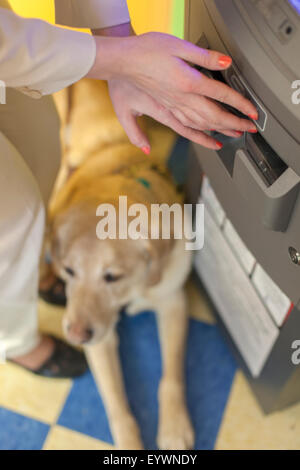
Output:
top-left (288, 247), bottom-right (300, 265)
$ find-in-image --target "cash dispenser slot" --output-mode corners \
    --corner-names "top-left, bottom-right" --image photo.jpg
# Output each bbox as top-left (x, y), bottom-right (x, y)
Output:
top-left (245, 133), bottom-right (287, 186)
top-left (232, 143), bottom-right (300, 232)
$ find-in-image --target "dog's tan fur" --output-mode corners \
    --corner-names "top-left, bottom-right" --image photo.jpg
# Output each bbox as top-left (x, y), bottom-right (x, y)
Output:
top-left (49, 79), bottom-right (194, 450)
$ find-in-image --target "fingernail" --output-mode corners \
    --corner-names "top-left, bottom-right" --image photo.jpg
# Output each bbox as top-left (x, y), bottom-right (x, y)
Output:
top-left (248, 128), bottom-right (258, 134)
top-left (218, 55), bottom-right (232, 67)
top-left (216, 141), bottom-right (223, 149)
top-left (248, 113), bottom-right (258, 120)
top-left (141, 146), bottom-right (151, 155)
top-left (235, 131), bottom-right (244, 136)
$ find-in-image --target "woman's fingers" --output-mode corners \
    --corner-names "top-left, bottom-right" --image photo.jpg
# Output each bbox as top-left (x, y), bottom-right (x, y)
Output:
top-left (174, 124), bottom-right (223, 150)
top-left (213, 129), bottom-right (244, 138)
top-left (171, 108), bottom-right (247, 139)
top-left (108, 75), bottom-right (247, 151)
top-left (147, 106), bottom-right (222, 150)
top-left (130, 91), bottom-right (222, 149)
top-left (167, 105), bottom-right (245, 140)
top-left (127, 87), bottom-right (223, 150)
top-left (177, 100), bottom-right (251, 134)
top-left (223, 130), bottom-right (243, 138)
top-left (183, 94), bottom-right (257, 133)
top-left (178, 58), bottom-right (258, 119)
top-left (177, 40), bottom-right (234, 71)
top-left (108, 80), bottom-right (152, 151)
top-left (194, 72), bottom-right (258, 119)
top-left (171, 108), bottom-right (207, 131)
top-left (117, 110), bottom-right (150, 151)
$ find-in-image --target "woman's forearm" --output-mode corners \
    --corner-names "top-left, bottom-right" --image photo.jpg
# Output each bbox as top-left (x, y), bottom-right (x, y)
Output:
top-left (85, 35), bottom-right (130, 81)
top-left (86, 22), bottom-right (136, 81)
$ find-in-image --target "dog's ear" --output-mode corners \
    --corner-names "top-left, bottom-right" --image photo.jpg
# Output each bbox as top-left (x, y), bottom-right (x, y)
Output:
top-left (141, 238), bottom-right (173, 287)
top-left (51, 202), bottom-right (96, 264)
top-left (50, 209), bottom-right (76, 265)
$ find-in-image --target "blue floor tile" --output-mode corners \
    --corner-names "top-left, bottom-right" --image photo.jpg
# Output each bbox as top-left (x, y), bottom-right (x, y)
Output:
top-left (58, 312), bottom-right (236, 449)
top-left (0, 407), bottom-right (49, 450)
top-left (168, 136), bottom-right (190, 185)
top-left (186, 320), bottom-right (236, 449)
top-left (58, 370), bottom-right (113, 444)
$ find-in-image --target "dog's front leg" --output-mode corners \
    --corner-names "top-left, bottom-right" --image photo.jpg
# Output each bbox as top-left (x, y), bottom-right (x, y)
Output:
top-left (85, 330), bottom-right (144, 450)
top-left (156, 289), bottom-right (195, 450)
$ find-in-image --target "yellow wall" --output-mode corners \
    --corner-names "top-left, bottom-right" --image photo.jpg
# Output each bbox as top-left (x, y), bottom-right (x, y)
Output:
top-left (8, 0), bottom-right (179, 35)
top-left (9, 0), bottom-right (55, 23)
top-left (128, 0), bottom-right (174, 34)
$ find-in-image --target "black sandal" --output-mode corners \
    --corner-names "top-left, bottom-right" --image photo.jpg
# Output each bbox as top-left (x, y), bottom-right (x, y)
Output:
top-left (10, 336), bottom-right (88, 379)
top-left (39, 278), bottom-right (67, 307)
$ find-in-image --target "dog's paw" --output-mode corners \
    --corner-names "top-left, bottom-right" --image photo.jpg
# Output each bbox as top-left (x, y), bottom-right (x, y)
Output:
top-left (157, 379), bottom-right (195, 450)
top-left (157, 407), bottom-right (195, 450)
top-left (112, 414), bottom-right (144, 450)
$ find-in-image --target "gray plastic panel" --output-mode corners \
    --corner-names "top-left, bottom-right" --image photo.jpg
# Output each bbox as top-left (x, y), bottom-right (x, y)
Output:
top-left (233, 149), bottom-right (300, 231)
top-left (189, 150), bottom-right (300, 413)
top-left (192, 142), bottom-right (300, 307)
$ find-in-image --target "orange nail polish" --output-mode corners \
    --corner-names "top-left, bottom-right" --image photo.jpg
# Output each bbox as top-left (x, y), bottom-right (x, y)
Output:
top-left (141, 146), bottom-right (151, 155)
top-left (236, 131), bottom-right (243, 136)
top-left (248, 128), bottom-right (258, 134)
top-left (248, 113), bottom-right (258, 120)
top-left (218, 55), bottom-right (232, 67)
top-left (216, 141), bottom-right (223, 149)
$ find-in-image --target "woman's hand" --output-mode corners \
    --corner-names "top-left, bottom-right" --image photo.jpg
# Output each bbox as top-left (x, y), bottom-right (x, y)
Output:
top-left (87, 31), bottom-right (258, 152)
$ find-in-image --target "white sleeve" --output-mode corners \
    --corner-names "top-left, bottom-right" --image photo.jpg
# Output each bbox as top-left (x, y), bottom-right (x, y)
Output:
top-left (0, 8), bottom-right (96, 97)
top-left (55, 0), bottom-right (130, 29)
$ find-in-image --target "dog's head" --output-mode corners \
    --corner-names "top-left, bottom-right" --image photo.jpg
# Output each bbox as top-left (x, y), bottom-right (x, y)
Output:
top-left (51, 202), bottom-right (171, 346)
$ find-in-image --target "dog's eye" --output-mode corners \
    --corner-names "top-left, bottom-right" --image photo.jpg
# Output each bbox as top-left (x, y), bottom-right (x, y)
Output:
top-left (104, 273), bottom-right (123, 283)
top-left (65, 266), bottom-right (75, 277)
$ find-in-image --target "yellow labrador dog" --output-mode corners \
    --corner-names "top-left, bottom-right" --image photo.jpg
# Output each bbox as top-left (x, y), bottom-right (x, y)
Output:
top-left (49, 80), bottom-right (194, 450)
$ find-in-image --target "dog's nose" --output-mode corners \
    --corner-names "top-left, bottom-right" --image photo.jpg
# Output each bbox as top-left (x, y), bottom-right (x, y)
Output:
top-left (83, 327), bottom-right (94, 342)
top-left (66, 323), bottom-right (94, 344)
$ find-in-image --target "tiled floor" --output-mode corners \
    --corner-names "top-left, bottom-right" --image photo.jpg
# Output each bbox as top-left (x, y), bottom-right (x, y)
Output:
top-left (1, 279), bottom-right (300, 450)
top-left (0, 279), bottom-right (234, 450)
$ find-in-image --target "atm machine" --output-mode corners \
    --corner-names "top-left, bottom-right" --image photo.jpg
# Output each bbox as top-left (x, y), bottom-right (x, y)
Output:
top-left (185, 0), bottom-right (300, 412)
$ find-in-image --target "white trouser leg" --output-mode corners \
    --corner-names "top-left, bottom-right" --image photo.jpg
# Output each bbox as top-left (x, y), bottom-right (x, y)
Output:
top-left (0, 89), bottom-right (61, 359)
top-left (0, 132), bottom-right (45, 358)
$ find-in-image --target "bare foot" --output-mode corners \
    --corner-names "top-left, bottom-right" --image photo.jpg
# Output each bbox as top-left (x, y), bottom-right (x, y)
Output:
top-left (12, 336), bottom-right (55, 371)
